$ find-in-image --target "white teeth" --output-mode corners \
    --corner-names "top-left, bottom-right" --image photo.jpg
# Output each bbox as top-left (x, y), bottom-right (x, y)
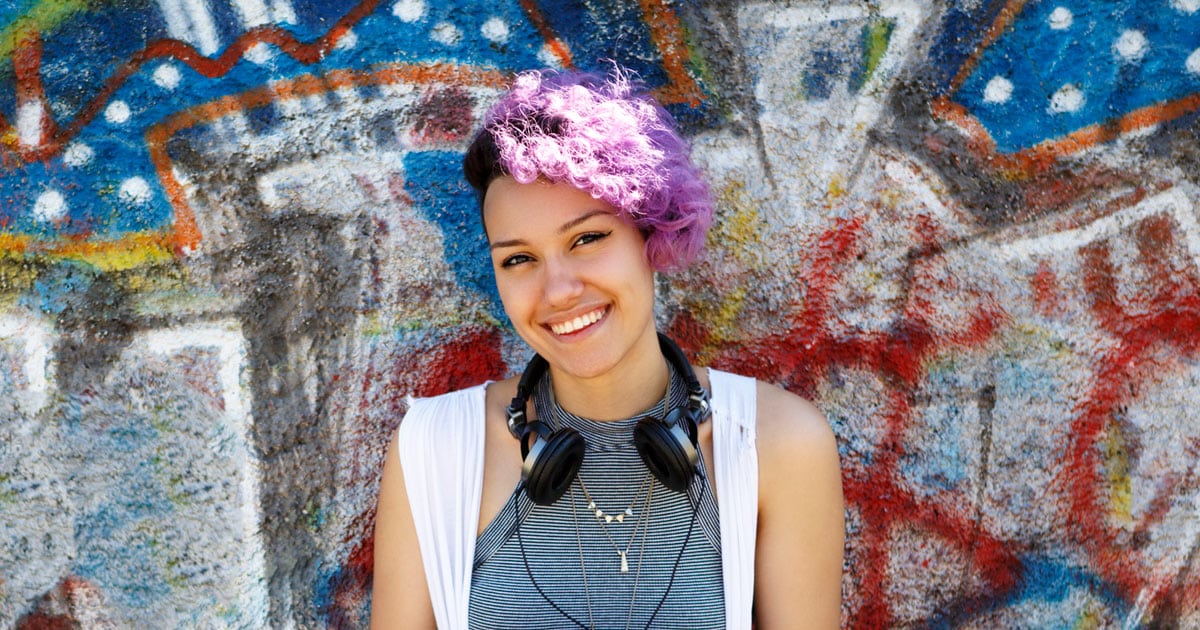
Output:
top-left (550, 309), bottom-right (604, 335)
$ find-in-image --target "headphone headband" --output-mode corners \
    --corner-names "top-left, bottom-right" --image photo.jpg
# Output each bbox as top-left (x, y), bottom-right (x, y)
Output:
top-left (506, 354), bottom-right (548, 438)
top-left (655, 333), bottom-right (710, 422)
top-left (505, 332), bottom-right (709, 503)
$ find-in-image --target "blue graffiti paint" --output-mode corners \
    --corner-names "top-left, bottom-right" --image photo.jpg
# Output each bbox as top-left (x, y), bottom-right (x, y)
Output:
top-left (403, 150), bottom-right (504, 320)
top-left (315, 556), bottom-right (372, 628)
top-left (805, 48), bottom-right (851, 100)
top-left (900, 399), bottom-right (970, 495)
top-left (928, 2), bottom-right (1013, 94)
top-left (0, 0), bottom-right (545, 243)
top-left (20, 262), bottom-right (98, 315)
top-left (533, 0), bottom-right (668, 86)
top-left (928, 553), bottom-right (1133, 627)
top-left (951, 0), bottom-right (1200, 153)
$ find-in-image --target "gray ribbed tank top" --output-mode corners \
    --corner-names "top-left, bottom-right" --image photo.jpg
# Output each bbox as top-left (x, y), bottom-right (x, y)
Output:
top-left (468, 365), bottom-right (725, 629)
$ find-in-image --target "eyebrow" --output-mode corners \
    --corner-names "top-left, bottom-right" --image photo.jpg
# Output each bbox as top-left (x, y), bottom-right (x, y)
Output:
top-left (488, 209), bottom-right (611, 250)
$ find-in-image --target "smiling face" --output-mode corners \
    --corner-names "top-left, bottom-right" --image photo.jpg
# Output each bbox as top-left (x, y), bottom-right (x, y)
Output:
top-left (484, 176), bottom-right (660, 393)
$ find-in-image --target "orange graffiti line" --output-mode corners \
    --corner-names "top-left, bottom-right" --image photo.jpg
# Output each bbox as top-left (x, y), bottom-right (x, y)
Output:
top-left (637, 0), bottom-right (703, 107)
top-left (517, 0), bottom-right (575, 69)
top-left (933, 91), bottom-right (1200, 176)
top-left (0, 229), bottom-right (174, 259)
top-left (946, 0), bottom-right (1031, 95)
top-left (145, 62), bottom-right (509, 253)
top-left (15, 0), bottom-right (382, 164)
top-left (11, 26), bottom-right (59, 154)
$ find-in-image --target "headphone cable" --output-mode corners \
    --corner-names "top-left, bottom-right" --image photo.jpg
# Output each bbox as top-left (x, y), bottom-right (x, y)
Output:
top-left (514, 482), bottom-right (592, 629)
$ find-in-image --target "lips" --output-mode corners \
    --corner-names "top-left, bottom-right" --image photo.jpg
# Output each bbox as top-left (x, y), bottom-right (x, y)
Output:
top-left (548, 306), bottom-right (607, 336)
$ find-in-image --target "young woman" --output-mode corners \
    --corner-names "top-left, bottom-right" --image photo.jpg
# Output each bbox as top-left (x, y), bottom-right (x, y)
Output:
top-left (372, 67), bottom-right (844, 629)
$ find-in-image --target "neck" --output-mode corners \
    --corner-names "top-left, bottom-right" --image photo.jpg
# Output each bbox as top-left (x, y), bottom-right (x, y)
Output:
top-left (549, 329), bottom-right (668, 421)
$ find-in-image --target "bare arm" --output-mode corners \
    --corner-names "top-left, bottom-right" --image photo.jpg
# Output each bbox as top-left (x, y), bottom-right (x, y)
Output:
top-left (370, 433), bottom-right (437, 629)
top-left (754, 382), bottom-right (845, 628)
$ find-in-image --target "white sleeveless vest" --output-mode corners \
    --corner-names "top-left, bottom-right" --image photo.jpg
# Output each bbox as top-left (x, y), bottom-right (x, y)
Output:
top-left (397, 368), bottom-right (758, 629)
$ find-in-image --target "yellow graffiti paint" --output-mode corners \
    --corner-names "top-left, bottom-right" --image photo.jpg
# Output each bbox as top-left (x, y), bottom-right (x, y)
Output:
top-left (1103, 420), bottom-right (1133, 527)
top-left (0, 473), bottom-right (16, 505)
top-left (1, 0), bottom-right (92, 62)
top-left (688, 284), bottom-right (747, 348)
top-left (65, 237), bottom-right (175, 271)
top-left (685, 179), bottom-right (770, 360)
top-left (1071, 601), bottom-right (1105, 629)
top-left (828, 174), bottom-right (848, 199)
top-left (708, 180), bottom-right (767, 269)
top-left (0, 231), bottom-right (175, 271)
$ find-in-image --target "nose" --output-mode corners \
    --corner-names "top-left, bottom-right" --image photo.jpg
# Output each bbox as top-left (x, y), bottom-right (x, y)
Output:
top-left (543, 256), bottom-right (584, 308)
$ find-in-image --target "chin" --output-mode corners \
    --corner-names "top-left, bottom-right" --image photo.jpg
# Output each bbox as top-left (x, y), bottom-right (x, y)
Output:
top-left (536, 349), bottom-right (618, 381)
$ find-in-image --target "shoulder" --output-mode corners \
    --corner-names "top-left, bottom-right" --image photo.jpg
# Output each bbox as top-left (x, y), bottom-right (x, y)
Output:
top-left (755, 380), bottom-right (832, 446)
top-left (746, 380), bottom-right (845, 626)
top-left (748, 379), bottom-right (844, 506)
top-left (700, 368), bottom-right (838, 477)
top-left (483, 375), bottom-right (520, 411)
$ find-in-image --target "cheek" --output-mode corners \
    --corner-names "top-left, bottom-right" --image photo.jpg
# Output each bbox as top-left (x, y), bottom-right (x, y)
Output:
top-left (493, 276), bottom-right (531, 322)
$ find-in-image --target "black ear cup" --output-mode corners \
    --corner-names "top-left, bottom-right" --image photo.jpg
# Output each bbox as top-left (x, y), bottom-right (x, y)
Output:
top-left (507, 333), bottom-right (709, 504)
top-left (633, 407), bottom-right (699, 493)
top-left (522, 426), bottom-right (586, 505)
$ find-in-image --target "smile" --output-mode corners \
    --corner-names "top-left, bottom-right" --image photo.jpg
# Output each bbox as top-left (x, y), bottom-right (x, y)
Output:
top-left (548, 307), bottom-right (607, 336)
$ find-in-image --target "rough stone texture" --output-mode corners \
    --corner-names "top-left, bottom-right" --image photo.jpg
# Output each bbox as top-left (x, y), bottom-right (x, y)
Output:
top-left (2, 0), bottom-right (1199, 627)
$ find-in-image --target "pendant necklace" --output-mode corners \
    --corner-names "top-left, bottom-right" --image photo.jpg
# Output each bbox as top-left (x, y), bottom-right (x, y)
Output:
top-left (571, 480), bottom-right (656, 630)
top-left (577, 473), bottom-right (653, 573)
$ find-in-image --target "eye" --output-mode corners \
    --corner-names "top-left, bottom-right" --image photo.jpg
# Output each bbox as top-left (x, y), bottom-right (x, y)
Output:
top-left (500, 253), bottom-right (533, 268)
top-left (573, 231), bottom-right (611, 248)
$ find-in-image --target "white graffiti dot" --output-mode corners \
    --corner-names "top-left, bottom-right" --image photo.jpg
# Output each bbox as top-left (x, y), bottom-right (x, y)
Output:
top-left (392, 0), bottom-right (426, 22)
top-left (16, 101), bottom-right (44, 148)
top-left (1170, 0), bottom-right (1200, 14)
top-left (983, 76), bottom-right (1013, 103)
top-left (537, 42), bottom-right (566, 68)
top-left (430, 22), bottom-right (461, 46)
top-left (153, 63), bottom-right (181, 90)
top-left (1187, 48), bottom-right (1200, 74)
top-left (336, 29), bottom-right (358, 50)
top-left (1049, 84), bottom-right (1085, 114)
top-left (63, 143), bottom-right (94, 167)
top-left (1048, 7), bottom-right (1073, 30)
top-left (481, 17), bottom-right (510, 43)
top-left (246, 42), bottom-right (274, 64)
top-left (119, 177), bottom-right (153, 205)
top-left (33, 190), bottom-right (68, 222)
top-left (1114, 30), bottom-right (1148, 62)
top-left (104, 100), bottom-right (131, 124)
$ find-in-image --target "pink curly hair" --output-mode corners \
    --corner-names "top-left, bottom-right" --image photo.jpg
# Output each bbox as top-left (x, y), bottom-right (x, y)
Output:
top-left (464, 66), bottom-right (713, 272)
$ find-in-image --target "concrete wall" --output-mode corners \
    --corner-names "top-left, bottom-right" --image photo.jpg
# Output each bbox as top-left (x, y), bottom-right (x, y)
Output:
top-left (1, 0), bottom-right (1198, 627)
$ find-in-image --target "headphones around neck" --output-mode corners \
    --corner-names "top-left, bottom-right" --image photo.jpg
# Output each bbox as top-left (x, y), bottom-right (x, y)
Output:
top-left (505, 332), bottom-right (711, 505)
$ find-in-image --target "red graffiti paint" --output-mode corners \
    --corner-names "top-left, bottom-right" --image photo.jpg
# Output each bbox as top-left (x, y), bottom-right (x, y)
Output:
top-left (672, 217), bottom-right (1011, 627)
top-left (1062, 214), bottom-right (1200, 604)
top-left (1031, 259), bottom-right (1061, 318)
top-left (15, 576), bottom-right (108, 630)
top-left (410, 86), bottom-right (476, 146)
top-left (387, 325), bottom-right (508, 400)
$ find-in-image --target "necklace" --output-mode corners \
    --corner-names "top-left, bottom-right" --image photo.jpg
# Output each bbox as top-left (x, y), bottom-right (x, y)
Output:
top-left (577, 473), bottom-right (653, 573)
top-left (571, 480), bottom-right (656, 630)
top-left (580, 471), bottom-right (650, 525)
top-left (547, 373), bottom-right (664, 574)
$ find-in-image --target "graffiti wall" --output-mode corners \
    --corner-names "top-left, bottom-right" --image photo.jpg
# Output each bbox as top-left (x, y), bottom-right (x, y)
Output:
top-left (1, 0), bottom-right (1198, 626)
